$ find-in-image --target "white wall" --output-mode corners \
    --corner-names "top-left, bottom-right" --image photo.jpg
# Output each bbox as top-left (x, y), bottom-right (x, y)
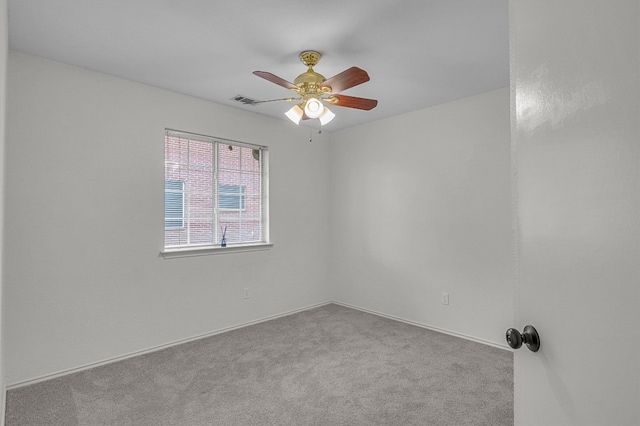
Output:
top-left (5, 51), bottom-right (514, 386)
top-left (511, 1), bottom-right (639, 424)
top-left (329, 88), bottom-right (513, 346)
top-left (4, 52), bottom-right (331, 385)
top-left (0, 0), bottom-right (7, 422)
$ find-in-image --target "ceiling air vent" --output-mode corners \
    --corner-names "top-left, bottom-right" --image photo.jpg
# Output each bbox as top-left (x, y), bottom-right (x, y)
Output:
top-left (232, 95), bottom-right (258, 106)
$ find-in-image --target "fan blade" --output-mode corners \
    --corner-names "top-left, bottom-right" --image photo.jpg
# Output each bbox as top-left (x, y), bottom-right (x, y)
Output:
top-left (252, 97), bottom-right (299, 104)
top-left (319, 67), bottom-right (370, 93)
top-left (253, 71), bottom-right (296, 90)
top-left (328, 95), bottom-right (378, 110)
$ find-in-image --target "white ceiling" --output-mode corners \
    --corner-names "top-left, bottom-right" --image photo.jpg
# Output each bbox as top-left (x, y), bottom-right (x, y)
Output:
top-left (7, 0), bottom-right (509, 131)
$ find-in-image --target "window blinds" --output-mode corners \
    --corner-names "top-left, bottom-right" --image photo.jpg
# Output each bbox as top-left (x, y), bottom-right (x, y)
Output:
top-left (164, 129), bottom-right (268, 249)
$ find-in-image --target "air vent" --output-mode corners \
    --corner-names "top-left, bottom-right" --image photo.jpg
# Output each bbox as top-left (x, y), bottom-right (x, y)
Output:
top-left (232, 95), bottom-right (258, 106)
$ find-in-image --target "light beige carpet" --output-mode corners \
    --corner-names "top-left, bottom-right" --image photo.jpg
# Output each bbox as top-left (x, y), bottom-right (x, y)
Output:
top-left (6, 304), bottom-right (513, 425)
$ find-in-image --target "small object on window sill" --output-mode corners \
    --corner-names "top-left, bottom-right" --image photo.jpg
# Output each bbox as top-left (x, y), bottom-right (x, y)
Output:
top-left (221, 226), bottom-right (227, 247)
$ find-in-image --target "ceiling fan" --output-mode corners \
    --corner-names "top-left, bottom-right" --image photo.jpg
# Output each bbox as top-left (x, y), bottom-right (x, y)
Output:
top-left (253, 50), bottom-right (378, 126)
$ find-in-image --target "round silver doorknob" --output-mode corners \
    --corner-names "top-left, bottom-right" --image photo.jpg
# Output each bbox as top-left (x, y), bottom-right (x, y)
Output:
top-left (506, 325), bottom-right (540, 352)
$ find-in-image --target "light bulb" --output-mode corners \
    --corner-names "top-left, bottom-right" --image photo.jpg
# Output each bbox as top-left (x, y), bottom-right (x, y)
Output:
top-left (319, 106), bottom-right (336, 125)
top-left (304, 98), bottom-right (324, 118)
top-left (285, 104), bottom-right (303, 125)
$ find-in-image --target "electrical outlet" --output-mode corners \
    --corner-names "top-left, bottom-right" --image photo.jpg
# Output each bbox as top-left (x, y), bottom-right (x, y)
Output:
top-left (441, 292), bottom-right (449, 305)
top-left (243, 288), bottom-right (250, 299)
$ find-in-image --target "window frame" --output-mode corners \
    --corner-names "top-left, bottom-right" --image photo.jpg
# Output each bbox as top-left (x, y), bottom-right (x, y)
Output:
top-left (162, 129), bottom-right (271, 258)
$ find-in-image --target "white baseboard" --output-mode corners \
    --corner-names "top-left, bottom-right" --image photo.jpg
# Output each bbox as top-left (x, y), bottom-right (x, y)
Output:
top-left (8, 299), bottom-right (509, 390)
top-left (7, 300), bottom-right (334, 390)
top-left (331, 300), bottom-right (512, 351)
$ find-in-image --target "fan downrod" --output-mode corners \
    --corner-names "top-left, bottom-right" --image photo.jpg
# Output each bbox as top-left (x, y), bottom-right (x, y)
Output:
top-left (299, 50), bottom-right (322, 68)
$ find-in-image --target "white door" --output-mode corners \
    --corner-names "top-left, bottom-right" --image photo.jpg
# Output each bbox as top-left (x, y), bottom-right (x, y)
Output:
top-left (510, 1), bottom-right (639, 425)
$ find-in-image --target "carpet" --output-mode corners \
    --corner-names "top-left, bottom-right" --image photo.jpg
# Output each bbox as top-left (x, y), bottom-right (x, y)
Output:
top-left (5, 303), bottom-right (513, 425)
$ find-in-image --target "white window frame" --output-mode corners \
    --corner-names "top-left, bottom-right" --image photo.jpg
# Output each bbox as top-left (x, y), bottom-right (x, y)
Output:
top-left (162, 129), bottom-right (271, 258)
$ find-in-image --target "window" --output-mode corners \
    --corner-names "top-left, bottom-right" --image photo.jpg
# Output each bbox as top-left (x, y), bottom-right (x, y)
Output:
top-left (164, 129), bottom-right (269, 250)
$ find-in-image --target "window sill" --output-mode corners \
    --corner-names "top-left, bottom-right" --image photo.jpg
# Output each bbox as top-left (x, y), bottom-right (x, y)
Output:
top-left (161, 243), bottom-right (273, 259)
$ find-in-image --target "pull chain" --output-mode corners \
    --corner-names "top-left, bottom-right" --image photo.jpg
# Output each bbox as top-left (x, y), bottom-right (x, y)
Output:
top-left (308, 126), bottom-right (321, 143)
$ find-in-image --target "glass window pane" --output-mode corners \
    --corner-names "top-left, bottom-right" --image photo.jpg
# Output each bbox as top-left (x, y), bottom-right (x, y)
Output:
top-left (164, 131), bottom-right (267, 249)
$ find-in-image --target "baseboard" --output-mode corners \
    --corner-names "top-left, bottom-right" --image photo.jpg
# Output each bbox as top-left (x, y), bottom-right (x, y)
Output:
top-left (331, 300), bottom-right (511, 351)
top-left (8, 299), bottom-right (509, 389)
top-left (7, 300), bottom-right (334, 390)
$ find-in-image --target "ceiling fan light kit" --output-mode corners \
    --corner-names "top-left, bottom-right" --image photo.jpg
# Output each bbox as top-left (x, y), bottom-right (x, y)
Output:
top-left (284, 104), bottom-right (304, 125)
top-left (253, 50), bottom-right (378, 126)
top-left (303, 98), bottom-right (324, 118)
top-left (318, 107), bottom-right (336, 126)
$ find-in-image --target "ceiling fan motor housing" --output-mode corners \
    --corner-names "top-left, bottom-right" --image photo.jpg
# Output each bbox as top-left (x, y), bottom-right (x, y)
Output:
top-left (294, 70), bottom-right (325, 88)
top-left (294, 51), bottom-right (327, 96)
top-left (294, 77), bottom-right (327, 99)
